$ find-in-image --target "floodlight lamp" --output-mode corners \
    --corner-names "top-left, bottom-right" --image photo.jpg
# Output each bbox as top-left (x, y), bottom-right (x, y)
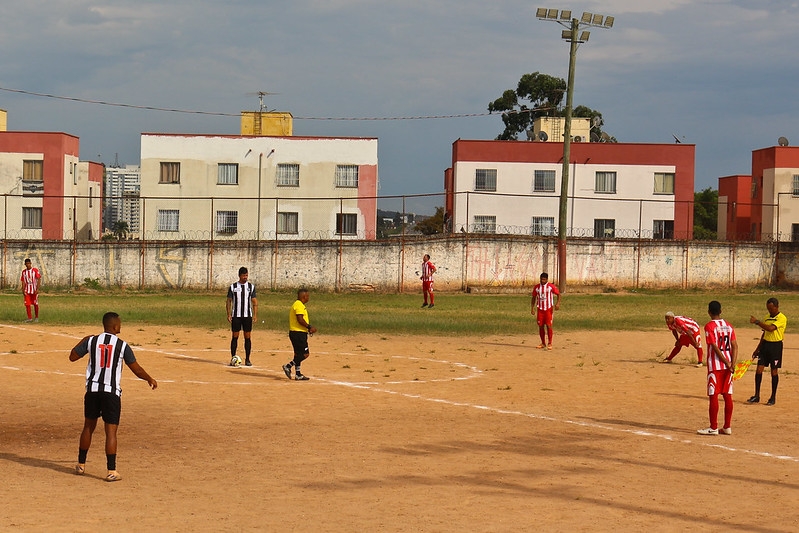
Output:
top-left (547, 8), bottom-right (558, 19)
top-left (581, 12), bottom-right (592, 23)
top-left (579, 30), bottom-right (590, 42)
top-left (604, 16), bottom-right (614, 28)
top-left (560, 10), bottom-right (571, 20)
top-left (592, 14), bottom-right (603, 25)
top-left (536, 7), bottom-right (547, 18)
top-left (562, 29), bottom-right (572, 40)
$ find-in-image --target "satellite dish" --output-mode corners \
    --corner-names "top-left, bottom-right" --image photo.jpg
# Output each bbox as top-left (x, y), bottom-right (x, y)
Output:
top-left (591, 116), bottom-right (602, 128)
top-left (526, 129), bottom-right (535, 141)
top-left (590, 131), bottom-right (600, 143)
top-left (778, 136), bottom-right (789, 146)
top-left (600, 132), bottom-right (611, 142)
top-left (537, 131), bottom-right (548, 142)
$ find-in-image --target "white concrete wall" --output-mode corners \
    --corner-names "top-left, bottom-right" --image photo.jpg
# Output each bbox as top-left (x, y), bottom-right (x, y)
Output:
top-left (0, 237), bottom-right (781, 292)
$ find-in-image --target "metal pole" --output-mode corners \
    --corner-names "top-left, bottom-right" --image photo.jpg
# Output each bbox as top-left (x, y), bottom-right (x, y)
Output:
top-left (257, 153), bottom-right (263, 240)
top-left (557, 17), bottom-right (579, 292)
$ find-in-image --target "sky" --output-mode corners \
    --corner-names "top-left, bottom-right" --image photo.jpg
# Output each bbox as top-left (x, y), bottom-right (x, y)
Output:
top-left (2, 0), bottom-right (799, 215)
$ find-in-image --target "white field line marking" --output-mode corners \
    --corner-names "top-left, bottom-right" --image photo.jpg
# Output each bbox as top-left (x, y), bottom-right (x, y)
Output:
top-left (2, 323), bottom-right (797, 462)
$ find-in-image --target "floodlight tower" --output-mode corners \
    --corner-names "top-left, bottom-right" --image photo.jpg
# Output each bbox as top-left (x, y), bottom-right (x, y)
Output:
top-left (536, 8), bottom-right (614, 292)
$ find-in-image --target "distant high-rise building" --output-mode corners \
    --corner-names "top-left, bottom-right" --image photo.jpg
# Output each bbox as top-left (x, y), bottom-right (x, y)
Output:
top-left (104, 165), bottom-right (140, 237)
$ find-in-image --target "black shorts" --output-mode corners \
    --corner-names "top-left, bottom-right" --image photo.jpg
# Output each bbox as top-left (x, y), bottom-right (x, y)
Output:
top-left (289, 330), bottom-right (309, 357)
top-left (758, 341), bottom-right (783, 369)
top-left (84, 391), bottom-right (121, 425)
top-left (231, 317), bottom-right (253, 333)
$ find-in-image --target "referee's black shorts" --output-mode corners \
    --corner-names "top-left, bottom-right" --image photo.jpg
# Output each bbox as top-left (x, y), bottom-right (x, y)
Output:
top-left (757, 340), bottom-right (783, 369)
top-left (289, 330), bottom-right (309, 357)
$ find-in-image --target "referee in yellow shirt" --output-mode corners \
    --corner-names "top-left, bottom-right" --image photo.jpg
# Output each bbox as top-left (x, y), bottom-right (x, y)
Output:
top-left (748, 297), bottom-right (787, 405)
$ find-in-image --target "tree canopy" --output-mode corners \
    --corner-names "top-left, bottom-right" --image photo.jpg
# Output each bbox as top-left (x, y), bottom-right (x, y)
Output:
top-left (693, 188), bottom-right (718, 240)
top-left (488, 72), bottom-right (612, 141)
top-left (414, 207), bottom-right (445, 235)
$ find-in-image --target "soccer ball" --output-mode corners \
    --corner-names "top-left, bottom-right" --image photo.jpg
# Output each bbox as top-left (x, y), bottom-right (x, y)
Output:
top-left (230, 355), bottom-right (243, 367)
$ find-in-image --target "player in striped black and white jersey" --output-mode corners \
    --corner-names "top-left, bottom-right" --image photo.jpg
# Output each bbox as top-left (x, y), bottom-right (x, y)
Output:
top-left (226, 266), bottom-right (258, 366)
top-left (532, 272), bottom-right (560, 350)
top-left (70, 312), bottom-right (157, 481)
top-left (21, 258), bottom-right (41, 322)
top-left (698, 301), bottom-right (737, 436)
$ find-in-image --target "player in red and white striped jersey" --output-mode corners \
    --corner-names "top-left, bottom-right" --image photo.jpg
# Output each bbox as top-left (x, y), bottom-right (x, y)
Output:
top-left (664, 312), bottom-right (704, 366)
top-left (20, 258), bottom-right (41, 322)
top-left (531, 272), bottom-right (560, 350)
top-left (70, 312), bottom-right (157, 481)
top-left (420, 254), bottom-right (436, 308)
top-left (698, 301), bottom-right (737, 436)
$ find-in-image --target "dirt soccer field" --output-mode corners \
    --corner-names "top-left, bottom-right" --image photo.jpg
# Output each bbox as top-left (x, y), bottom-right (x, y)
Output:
top-left (2, 322), bottom-right (798, 532)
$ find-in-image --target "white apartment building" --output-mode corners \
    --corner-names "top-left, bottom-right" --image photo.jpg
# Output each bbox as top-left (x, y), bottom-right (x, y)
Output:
top-left (446, 139), bottom-right (696, 239)
top-left (139, 133), bottom-right (378, 240)
top-left (104, 165), bottom-right (141, 237)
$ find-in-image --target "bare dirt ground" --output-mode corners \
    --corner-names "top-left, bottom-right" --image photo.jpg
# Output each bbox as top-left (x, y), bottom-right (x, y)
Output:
top-left (2, 321), bottom-right (798, 532)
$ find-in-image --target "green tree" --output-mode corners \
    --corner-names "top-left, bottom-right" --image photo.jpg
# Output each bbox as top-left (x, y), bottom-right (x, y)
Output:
top-left (414, 207), bottom-right (445, 235)
top-left (112, 220), bottom-right (129, 240)
top-left (693, 188), bottom-right (718, 240)
top-left (488, 73), bottom-right (611, 141)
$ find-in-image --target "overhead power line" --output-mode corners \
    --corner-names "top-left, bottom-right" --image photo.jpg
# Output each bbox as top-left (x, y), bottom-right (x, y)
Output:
top-left (0, 85), bottom-right (497, 121)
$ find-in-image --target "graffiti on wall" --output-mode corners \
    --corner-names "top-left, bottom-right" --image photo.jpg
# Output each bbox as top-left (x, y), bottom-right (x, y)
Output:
top-left (156, 246), bottom-right (187, 288)
top-left (467, 243), bottom-right (544, 286)
top-left (13, 248), bottom-right (54, 287)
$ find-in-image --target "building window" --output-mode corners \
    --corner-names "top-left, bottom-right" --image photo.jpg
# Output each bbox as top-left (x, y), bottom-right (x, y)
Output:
top-left (531, 216), bottom-right (555, 236)
top-left (277, 164), bottom-right (300, 187)
top-left (595, 172), bottom-right (616, 194)
top-left (89, 187), bottom-right (93, 208)
top-left (653, 220), bottom-right (674, 239)
top-left (792, 224), bottom-right (799, 242)
top-left (792, 175), bottom-right (799, 196)
top-left (533, 170), bottom-right (556, 192)
top-left (594, 219), bottom-right (615, 238)
top-left (473, 215), bottom-right (497, 233)
top-left (23, 160), bottom-right (43, 181)
top-left (216, 210), bottom-right (238, 234)
top-left (157, 209), bottom-right (180, 232)
top-left (336, 213), bottom-right (358, 235)
top-left (218, 163), bottom-right (238, 185)
top-left (335, 165), bottom-right (359, 188)
top-left (22, 207), bottom-right (43, 229)
top-left (475, 169), bottom-right (497, 191)
top-left (751, 179), bottom-right (758, 199)
top-left (159, 162), bottom-right (180, 184)
top-left (278, 212), bottom-right (299, 234)
top-left (654, 172), bottom-right (675, 194)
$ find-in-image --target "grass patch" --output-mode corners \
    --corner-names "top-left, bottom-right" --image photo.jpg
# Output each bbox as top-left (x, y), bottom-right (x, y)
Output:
top-left (0, 288), bottom-right (792, 336)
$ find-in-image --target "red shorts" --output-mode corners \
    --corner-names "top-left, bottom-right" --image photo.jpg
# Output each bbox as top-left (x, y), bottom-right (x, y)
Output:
top-left (536, 308), bottom-right (554, 327)
top-left (422, 281), bottom-right (434, 293)
top-left (707, 369), bottom-right (733, 396)
top-left (24, 293), bottom-right (38, 307)
top-left (677, 332), bottom-right (701, 349)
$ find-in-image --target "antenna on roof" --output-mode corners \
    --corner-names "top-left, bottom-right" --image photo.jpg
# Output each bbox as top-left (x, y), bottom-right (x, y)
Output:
top-left (778, 136), bottom-right (790, 146)
top-left (246, 91), bottom-right (280, 112)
